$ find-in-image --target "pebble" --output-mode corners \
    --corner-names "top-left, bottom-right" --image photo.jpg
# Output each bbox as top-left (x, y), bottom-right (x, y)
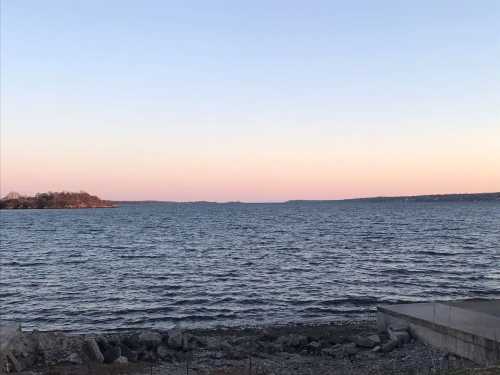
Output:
top-left (114, 356), bottom-right (128, 364)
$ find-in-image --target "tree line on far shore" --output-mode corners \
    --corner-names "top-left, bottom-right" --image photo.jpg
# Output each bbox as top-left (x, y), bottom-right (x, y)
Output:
top-left (0, 191), bottom-right (114, 209)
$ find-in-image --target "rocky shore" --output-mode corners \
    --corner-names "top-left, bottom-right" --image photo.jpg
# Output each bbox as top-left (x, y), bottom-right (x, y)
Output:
top-left (2, 319), bottom-right (492, 375)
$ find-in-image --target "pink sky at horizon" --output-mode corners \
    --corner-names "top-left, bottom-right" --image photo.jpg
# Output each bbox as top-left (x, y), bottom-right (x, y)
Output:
top-left (2, 127), bottom-right (499, 202)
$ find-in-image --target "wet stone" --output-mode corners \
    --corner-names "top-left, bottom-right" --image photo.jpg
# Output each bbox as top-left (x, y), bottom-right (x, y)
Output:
top-left (114, 355), bottom-right (128, 364)
top-left (138, 331), bottom-right (162, 348)
top-left (84, 338), bottom-right (104, 363)
top-left (103, 346), bottom-right (121, 364)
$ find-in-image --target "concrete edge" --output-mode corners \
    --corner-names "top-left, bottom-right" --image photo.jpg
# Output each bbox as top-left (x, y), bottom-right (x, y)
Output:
top-left (377, 305), bottom-right (498, 349)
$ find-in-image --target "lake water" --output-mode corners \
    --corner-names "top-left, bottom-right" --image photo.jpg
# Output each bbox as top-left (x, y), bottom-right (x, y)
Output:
top-left (1, 201), bottom-right (499, 332)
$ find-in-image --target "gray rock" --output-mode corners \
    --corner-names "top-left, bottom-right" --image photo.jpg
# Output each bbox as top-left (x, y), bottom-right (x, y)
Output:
top-left (356, 350), bottom-right (379, 360)
top-left (260, 342), bottom-right (283, 354)
top-left (103, 346), bottom-right (121, 363)
top-left (114, 356), bottom-right (128, 364)
top-left (323, 330), bottom-right (348, 345)
top-left (381, 339), bottom-right (399, 353)
top-left (342, 342), bottom-right (359, 356)
top-left (121, 345), bottom-right (139, 362)
top-left (388, 328), bottom-right (410, 344)
top-left (231, 337), bottom-right (258, 354)
top-left (219, 340), bottom-right (233, 352)
top-left (167, 329), bottom-right (184, 350)
top-left (181, 333), bottom-right (196, 351)
top-left (321, 346), bottom-right (340, 357)
top-left (96, 336), bottom-right (110, 353)
top-left (258, 329), bottom-right (278, 342)
top-left (85, 338), bottom-right (104, 363)
top-left (306, 341), bottom-right (322, 353)
top-left (166, 330), bottom-right (201, 351)
top-left (389, 322), bottom-right (409, 332)
top-left (0, 327), bottom-right (39, 371)
top-left (106, 335), bottom-right (122, 346)
top-left (62, 352), bottom-right (82, 364)
top-left (138, 331), bottom-right (162, 348)
top-left (225, 348), bottom-right (248, 360)
top-left (34, 332), bottom-right (84, 366)
top-left (0, 322), bottom-right (22, 352)
top-left (210, 351), bottom-right (224, 360)
top-left (277, 334), bottom-right (308, 349)
top-left (3, 351), bottom-right (22, 373)
top-left (139, 350), bottom-right (157, 362)
top-left (324, 343), bottom-right (359, 358)
top-left (122, 333), bottom-right (141, 349)
top-left (368, 334), bottom-right (381, 345)
top-left (157, 344), bottom-right (175, 360)
top-left (351, 334), bottom-right (381, 348)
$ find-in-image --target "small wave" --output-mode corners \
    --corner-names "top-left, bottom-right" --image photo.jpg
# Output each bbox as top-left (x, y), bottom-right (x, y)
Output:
top-left (171, 298), bottom-right (210, 306)
top-left (62, 260), bottom-right (88, 265)
top-left (417, 251), bottom-right (457, 256)
top-left (120, 255), bottom-right (164, 259)
top-left (234, 298), bottom-right (267, 305)
top-left (302, 307), bottom-right (369, 315)
top-left (0, 292), bottom-right (19, 298)
top-left (1, 261), bottom-right (48, 267)
top-left (318, 296), bottom-right (379, 306)
top-left (112, 306), bottom-right (176, 315)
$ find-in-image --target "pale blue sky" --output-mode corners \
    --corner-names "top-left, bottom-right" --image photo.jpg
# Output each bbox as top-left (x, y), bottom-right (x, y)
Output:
top-left (1, 1), bottom-right (500, 200)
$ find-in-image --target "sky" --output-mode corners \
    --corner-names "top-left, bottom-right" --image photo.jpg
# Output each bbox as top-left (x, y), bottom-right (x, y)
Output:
top-left (1, 0), bottom-right (499, 202)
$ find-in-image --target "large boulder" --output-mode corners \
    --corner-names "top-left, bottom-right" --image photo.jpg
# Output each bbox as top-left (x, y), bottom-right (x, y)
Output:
top-left (0, 323), bottom-right (39, 371)
top-left (95, 336), bottom-right (110, 355)
top-left (33, 332), bottom-right (85, 366)
top-left (167, 329), bottom-right (184, 350)
top-left (0, 322), bottom-right (22, 352)
top-left (103, 346), bottom-right (121, 364)
top-left (84, 338), bottom-right (104, 363)
top-left (121, 345), bottom-right (139, 362)
top-left (322, 343), bottom-right (358, 358)
top-left (138, 331), bottom-right (162, 348)
top-left (350, 334), bottom-right (381, 348)
top-left (388, 326), bottom-right (410, 345)
top-left (2, 352), bottom-right (22, 373)
top-left (166, 329), bottom-right (201, 351)
top-left (381, 339), bottom-right (399, 353)
top-left (305, 341), bottom-right (322, 354)
top-left (122, 333), bottom-right (142, 350)
top-left (157, 344), bottom-right (173, 360)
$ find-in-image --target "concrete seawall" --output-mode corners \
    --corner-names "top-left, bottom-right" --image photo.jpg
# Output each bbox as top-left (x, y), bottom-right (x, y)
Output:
top-left (377, 299), bottom-right (500, 365)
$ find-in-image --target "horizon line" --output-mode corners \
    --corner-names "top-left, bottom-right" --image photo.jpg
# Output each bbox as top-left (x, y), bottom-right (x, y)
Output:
top-left (110, 191), bottom-right (500, 204)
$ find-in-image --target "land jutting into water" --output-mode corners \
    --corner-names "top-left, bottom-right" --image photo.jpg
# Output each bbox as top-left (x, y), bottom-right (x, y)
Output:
top-left (0, 192), bottom-right (114, 209)
top-left (2, 319), bottom-right (494, 375)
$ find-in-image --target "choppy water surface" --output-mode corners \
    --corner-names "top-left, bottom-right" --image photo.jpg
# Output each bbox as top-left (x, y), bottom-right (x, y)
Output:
top-left (1, 201), bottom-right (499, 332)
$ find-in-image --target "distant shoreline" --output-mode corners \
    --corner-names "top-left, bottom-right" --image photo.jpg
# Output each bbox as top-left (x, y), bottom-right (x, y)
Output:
top-left (2, 191), bottom-right (499, 208)
top-left (112, 192), bottom-right (500, 205)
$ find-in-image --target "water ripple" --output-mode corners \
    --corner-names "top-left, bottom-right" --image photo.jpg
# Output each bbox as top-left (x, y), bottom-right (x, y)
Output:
top-left (1, 201), bottom-right (499, 332)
